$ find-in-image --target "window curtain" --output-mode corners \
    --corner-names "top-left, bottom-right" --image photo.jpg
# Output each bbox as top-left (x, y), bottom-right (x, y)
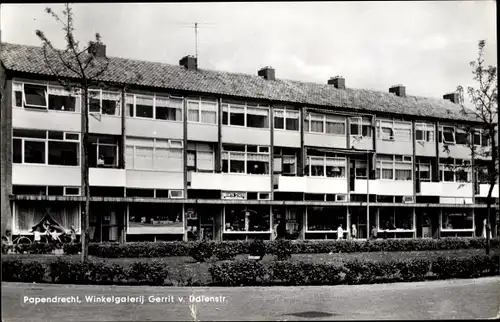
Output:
top-left (201, 110), bottom-right (217, 124)
top-left (187, 101), bottom-right (200, 122)
top-left (49, 205), bottom-right (80, 231)
top-left (247, 153), bottom-right (269, 162)
top-left (16, 205), bottom-right (45, 232)
top-left (326, 121), bottom-right (345, 134)
top-left (311, 119), bottom-right (324, 133)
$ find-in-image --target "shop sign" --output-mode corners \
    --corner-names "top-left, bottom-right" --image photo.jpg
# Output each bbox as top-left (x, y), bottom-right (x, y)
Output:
top-left (221, 192), bottom-right (247, 200)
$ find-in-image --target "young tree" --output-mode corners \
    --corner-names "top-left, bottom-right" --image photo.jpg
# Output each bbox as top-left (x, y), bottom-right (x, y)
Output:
top-left (35, 3), bottom-right (141, 261)
top-left (454, 40), bottom-right (498, 254)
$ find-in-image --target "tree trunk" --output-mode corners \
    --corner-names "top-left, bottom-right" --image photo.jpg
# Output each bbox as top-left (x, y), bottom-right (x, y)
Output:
top-left (81, 88), bottom-right (90, 262)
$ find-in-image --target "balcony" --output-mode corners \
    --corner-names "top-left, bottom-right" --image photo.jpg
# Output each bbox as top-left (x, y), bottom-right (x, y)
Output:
top-left (126, 118), bottom-right (183, 140)
top-left (189, 172), bottom-right (271, 192)
top-left (352, 179), bottom-right (413, 196)
top-left (89, 168), bottom-right (126, 187)
top-left (438, 143), bottom-right (471, 159)
top-left (126, 170), bottom-right (184, 189)
top-left (274, 130), bottom-right (300, 148)
top-left (12, 164), bottom-right (81, 186)
top-left (222, 126), bottom-right (270, 146)
top-left (304, 133), bottom-right (346, 149)
top-left (188, 123), bottom-right (218, 142)
top-left (275, 175), bottom-right (347, 194)
top-left (419, 182), bottom-right (473, 198)
top-left (89, 114), bottom-right (121, 135)
top-left (477, 183), bottom-right (499, 198)
top-left (13, 108), bottom-right (81, 132)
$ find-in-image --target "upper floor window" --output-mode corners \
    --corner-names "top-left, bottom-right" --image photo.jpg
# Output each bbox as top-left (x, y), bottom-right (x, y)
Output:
top-left (473, 129), bottom-right (490, 147)
top-left (304, 113), bottom-right (346, 135)
top-left (89, 135), bottom-right (120, 168)
top-left (89, 89), bottom-right (121, 116)
top-left (439, 158), bottom-right (471, 183)
top-left (375, 154), bottom-right (413, 181)
top-left (13, 82), bottom-right (79, 112)
top-left (305, 155), bottom-right (346, 178)
top-left (187, 97), bottom-right (217, 124)
top-left (13, 129), bottom-right (80, 166)
top-left (438, 126), bottom-right (472, 146)
top-left (376, 119), bottom-right (412, 141)
top-left (125, 137), bottom-right (183, 171)
top-left (273, 147), bottom-right (298, 176)
top-left (415, 123), bottom-right (435, 143)
top-left (187, 142), bottom-right (215, 172)
top-left (126, 93), bottom-right (182, 121)
top-left (417, 162), bottom-right (431, 181)
top-left (222, 101), bottom-right (270, 128)
top-left (350, 117), bottom-right (372, 137)
top-left (274, 107), bottom-right (300, 131)
top-left (222, 144), bottom-right (270, 174)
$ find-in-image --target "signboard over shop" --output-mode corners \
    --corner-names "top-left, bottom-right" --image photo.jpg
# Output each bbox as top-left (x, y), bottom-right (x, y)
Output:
top-left (221, 192), bottom-right (247, 200)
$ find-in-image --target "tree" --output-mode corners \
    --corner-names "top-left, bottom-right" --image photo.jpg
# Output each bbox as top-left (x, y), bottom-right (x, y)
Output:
top-left (455, 40), bottom-right (498, 254)
top-left (35, 3), bottom-right (141, 261)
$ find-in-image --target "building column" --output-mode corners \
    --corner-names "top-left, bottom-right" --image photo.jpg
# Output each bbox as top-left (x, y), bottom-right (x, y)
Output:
top-left (216, 98), bottom-right (222, 173)
top-left (0, 78), bottom-right (13, 235)
top-left (298, 107), bottom-right (306, 176)
top-left (214, 205), bottom-right (223, 241)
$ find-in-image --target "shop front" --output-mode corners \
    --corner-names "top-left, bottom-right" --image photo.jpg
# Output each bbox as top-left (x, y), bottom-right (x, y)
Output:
top-left (89, 202), bottom-right (125, 243)
top-left (223, 205), bottom-right (271, 240)
top-left (271, 206), bottom-right (303, 239)
top-left (126, 203), bottom-right (184, 241)
top-left (376, 207), bottom-right (415, 238)
top-left (305, 206), bottom-right (347, 239)
top-left (440, 209), bottom-right (474, 237)
top-left (185, 204), bottom-right (222, 241)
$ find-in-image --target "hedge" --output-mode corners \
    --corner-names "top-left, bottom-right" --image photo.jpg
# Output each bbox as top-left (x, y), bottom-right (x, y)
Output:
top-left (209, 255), bottom-right (500, 286)
top-left (8, 237), bottom-right (500, 259)
top-left (2, 258), bottom-right (170, 286)
top-left (2, 255), bottom-right (499, 286)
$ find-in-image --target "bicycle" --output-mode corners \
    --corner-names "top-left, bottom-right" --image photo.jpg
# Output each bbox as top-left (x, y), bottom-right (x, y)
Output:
top-left (1, 234), bottom-right (32, 254)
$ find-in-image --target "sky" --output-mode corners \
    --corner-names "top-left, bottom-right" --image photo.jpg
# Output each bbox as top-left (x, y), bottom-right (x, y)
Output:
top-left (0, 1), bottom-right (497, 101)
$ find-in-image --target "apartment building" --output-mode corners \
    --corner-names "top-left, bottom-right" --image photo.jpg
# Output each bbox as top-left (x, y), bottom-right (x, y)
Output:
top-left (0, 42), bottom-right (498, 243)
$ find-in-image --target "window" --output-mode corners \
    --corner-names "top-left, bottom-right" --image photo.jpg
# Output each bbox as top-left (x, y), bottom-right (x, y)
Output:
top-left (473, 130), bottom-right (481, 146)
top-left (310, 114), bottom-right (324, 133)
top-left (125, 137), bottom-right (183, 171)
top-left (442, 126), bottom-right (455, 144)
top-left (64, 187), bottom-right (81, 196)
top-left (307, 206), bottom-right (346, 231)
top-left (128, 204), bottom-right (184, 234)
top-left (282, 155), bottom-right (297, 175)
top-left (246, 105), bottom-right (269, 128)
top-left (441, 211), bottom-right (473, 230)
top-left (306, 155), bottom-right (346, 178)
top-left (393, 121), bottom-right (412, 141)
top-left (89, 135), bottom-right (119, 168)
top-left (135, 96), bottom-right (154, 118)
top-left (187, 143), bottom-right (215, 172)
top-left (416, 123), bottom-right (435, 142)
top-left (15, 202), bottom-right (80, 234)
top-left (89, 90), bottom-right (120, 116)
top-left (187, 97), bottom-right (217, 124)
top-left (455, 129), bottom-right (468, 145)
top-left (13, 82), bottom-right (80, 112)
top-left (418, 163), bottom-right (431, 181)
top-left (439, 158), bottom-right (471, 183)
top-left (325, 115), bottom-right (346, 135)
top-left (354, 160), bottom-right (367, 178)
top-left (375, 155), bottom-right (412, 181)
top-left (13, 129), bottom-right (80, 166)
top-left (305, 113), bottom-right (345, 134)
top-left (379, 121), bottom-right (394, 140)
top-left (224, 205), bottom-right (270, 232)
top-left (285, 110), bottom-right (300, 130)
top-left (378, 208), bottom-right (413, 231)
top-left (222, 144), bottom-right (270, 175)
top-left (350, 117), bottom-right (371, 137)
top-left (156, 96), bottom-right (182, 121)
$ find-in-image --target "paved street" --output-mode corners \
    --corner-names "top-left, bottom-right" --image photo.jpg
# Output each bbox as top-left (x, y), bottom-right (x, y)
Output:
top-left (2, 277), bottom-right (500, 321)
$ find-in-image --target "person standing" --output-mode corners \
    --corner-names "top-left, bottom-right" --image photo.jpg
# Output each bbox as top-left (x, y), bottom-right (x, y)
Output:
top-left (337, 224), bottom-right (344, 240)
top-left (370, 226), bottom-right (378, 240)
top-left (351, 224), bottom-right (357, 239)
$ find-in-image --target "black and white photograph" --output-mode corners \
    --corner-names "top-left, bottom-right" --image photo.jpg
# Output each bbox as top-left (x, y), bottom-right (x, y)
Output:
top-left (0, 1), bottom-right (498, 321)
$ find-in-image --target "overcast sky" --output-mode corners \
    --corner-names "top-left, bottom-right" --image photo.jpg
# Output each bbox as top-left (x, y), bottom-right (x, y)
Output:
top-left (1, 2), bottom-right (497, 100)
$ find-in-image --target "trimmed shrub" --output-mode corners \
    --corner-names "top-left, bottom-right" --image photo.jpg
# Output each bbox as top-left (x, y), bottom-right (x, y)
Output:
top-left (49, 259), bottom-right (90, 284)
top-left (63, 243), bottom-right (81, 255)
top-left (127, 260), bottom-right (169, 286)
top-left (249, 240), bottom-right (266, 259)
top-left (15, 243), bottom-right (56, 255)
top-left (431, 255), bottom-right (499, 279)
top-left (2, 260), bottom-right (45, 283)
top-left (396, 258), bottom-right (430, 282)
top-left (209, 259), bottom-right (266, 286)
top-left (190, 241), bottom-right (214, 262)
top-left (213, 243), bottom-right (238, 260)
top-left (273, 239), bottom-right (293, 261)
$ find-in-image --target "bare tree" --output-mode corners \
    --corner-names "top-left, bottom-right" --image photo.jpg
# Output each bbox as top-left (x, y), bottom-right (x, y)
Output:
top-left (454, 40), bottom-right (498, 255)
top-left (35, 3), bottom-right (141, 261)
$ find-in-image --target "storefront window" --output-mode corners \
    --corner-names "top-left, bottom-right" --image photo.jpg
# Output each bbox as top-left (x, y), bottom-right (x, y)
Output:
top-left (441, 211), bottom-right (473, 230)
top-left (378, 208), bottom-right (413, 230)
top-left (128, 204), bottom-right (183, 234)
top-left (224, 205), bottom-right (270, 232)
top-left (272, 207), bottom-right (301, 239)
top-left (307, 206), bottom-right (346, 231)
top-left (15, 202), bottom-right (80, 233)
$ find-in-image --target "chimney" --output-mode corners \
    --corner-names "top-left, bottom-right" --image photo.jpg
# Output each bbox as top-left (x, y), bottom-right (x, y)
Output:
top-left (179, 55), bottom-right (197, 71)
top-left (389, 84), bottom-right (406, 97)
top-left (443, 93), bottom-right (459, 104)
top-left (328, 76), bottom-right (346, 89)
top-left (88, 41), bottom-right (106, 58)
top-left (258, 66), bottom-right (275, 81)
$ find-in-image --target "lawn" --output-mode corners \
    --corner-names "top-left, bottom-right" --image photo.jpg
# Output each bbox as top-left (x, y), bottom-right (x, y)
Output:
top-left (4, 248), bottom-right (499, 286)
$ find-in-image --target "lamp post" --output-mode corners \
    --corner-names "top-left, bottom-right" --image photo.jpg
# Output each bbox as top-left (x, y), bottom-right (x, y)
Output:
top-left (367, 149), bottom-right (370, 240)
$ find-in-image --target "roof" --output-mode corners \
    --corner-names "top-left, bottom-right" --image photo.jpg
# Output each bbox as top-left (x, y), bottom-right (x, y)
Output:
top-left (0, 42), bottom-right (479, 123)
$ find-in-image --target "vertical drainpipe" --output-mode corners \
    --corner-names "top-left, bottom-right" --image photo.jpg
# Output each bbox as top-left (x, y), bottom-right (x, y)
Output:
top-left (215, 98), bottom-right (223, 241)
top-left (269, 103), bottom-right (274, 241)
top-left (369, 114), bottom-right (377, 238)
top-left (471, 137), bottom-right (476, 237)
top-left (346, 117), bottom-right (351, 237)
top-left (299, 106), bottom-right (306, 240)
top-left (121, 87), bottom-right (126, 243)
top-left (434, 121), bottom-right (440, 182)
top-left (182, 97), bottom-right (188, 242)
top-left (411, 120), bottom-right (417, 238)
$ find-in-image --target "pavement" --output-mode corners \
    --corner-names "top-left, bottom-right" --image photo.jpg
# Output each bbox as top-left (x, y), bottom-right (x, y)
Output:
top-left (2, 277), bottom-right (500, 321)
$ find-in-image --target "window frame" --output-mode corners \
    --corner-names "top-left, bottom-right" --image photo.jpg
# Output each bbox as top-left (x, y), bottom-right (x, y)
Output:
top-left (377, 208), bottom-right (415, 232)
top-left (127, 93), bottom-right (184, 121)
top-left (305, 155), bottom-right (347, 179)
top-left (89, 89), bottom-right (121, 116)
top-left (222, 144), bottom-right (270, 175)
top-left (125, 138), bottom-right (184, 171)
top-left (305, 113), bottom-right (346, 135)
top-left (91, 137), bottom-right (120, 168)
top-left (13, 129), bottom-right (81, 166)
top-left (439, 158), bottom-right (472, 183)
top-left (187, 97), bottom-right (218, 125)
top-left (440, 210), bottom-right (474, 232)
top-left (222, 101), bottom-right (270, 128)
top-left (13, 81), bottom-right (81, 112)
top-left (273, 107), bottom-right (300, 131)
top-left (375, 154), bottom-right (413, 181)
top-left (441, 126), bottom-right (456, 144)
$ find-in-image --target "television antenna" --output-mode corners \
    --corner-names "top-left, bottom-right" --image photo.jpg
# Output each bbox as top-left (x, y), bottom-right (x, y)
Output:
top-left (174, 21), bottom-right (215, 59)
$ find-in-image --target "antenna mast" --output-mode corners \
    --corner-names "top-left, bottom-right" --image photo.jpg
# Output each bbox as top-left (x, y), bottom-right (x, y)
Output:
top-left (195, 22), bottom-right (198, 59)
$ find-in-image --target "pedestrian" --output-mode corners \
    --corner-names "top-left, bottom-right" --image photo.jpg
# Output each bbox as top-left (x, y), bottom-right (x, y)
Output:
top-left (351, 224), bottom-right (357, 239)
top-left (337, 224), bottom-right (344, 240)
top-left (69, 225), bottom-right (77, 243)
top-left (370, 226), bottom-right (378, 240)
top-left (34, 227), bottom-right (42, 243)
